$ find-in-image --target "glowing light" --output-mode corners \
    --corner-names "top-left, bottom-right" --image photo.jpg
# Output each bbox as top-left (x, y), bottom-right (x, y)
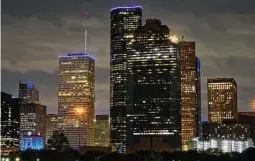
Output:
top-left (84, 11), bottom-right (88, 15)
top-left (110, 5), bottom-right (143, 12)
top-left (15, 157), bottom-right (20, 161)
top-left (28, 131), bottom-right (32, 136)
top-left (250, 98), bottom-right (255, 110)
top-left (75, 108), bottom-right (84, 115)
top-left (169, 35), bottom-right (179, 43)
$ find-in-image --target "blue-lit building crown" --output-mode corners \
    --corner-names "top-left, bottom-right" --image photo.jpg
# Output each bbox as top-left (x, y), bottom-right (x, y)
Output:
top-left (59, 52), bottom-right (95, 60)
top-left (110, 5), bottom-right (143, 12)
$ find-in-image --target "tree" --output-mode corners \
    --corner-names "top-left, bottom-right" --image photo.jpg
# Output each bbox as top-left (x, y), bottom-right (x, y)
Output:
top-left (47, 130), bottom-right (70, 151)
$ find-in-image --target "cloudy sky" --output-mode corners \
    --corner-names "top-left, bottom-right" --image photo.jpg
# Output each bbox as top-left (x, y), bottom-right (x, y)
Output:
top-left (2, 0), bottom-right (255, 120)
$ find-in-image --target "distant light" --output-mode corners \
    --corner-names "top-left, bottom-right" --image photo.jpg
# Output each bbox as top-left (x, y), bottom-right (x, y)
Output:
top-left (110, 5), bottom-right (143, 12)
top-left (84, 11), bottom-right (88, 15)
top-left (15, 157), bottom-right (20, 161)
top-left (250, 98), bottom-right (255, 110)
top-left (169, 35), bottom-right (179, 43)
top-left (28, 131), bottom-right (32, 136)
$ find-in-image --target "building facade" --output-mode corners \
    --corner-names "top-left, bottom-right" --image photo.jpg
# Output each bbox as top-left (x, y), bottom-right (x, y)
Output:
top-left (1, 92), bottom-right (24, 149)
top-left (58, 53), bottom-right (95, 147)
top-left (46, 114), bottom-right (58, 144)
top-left (180, 41), bottom-right (201, 150)
top-left (207, 78), bottom-right (237, 123)
top-left (94, 115), bottom-right (110, 147)
top-left (126, 18), bottom-right (181, 151)
top-left (19, 80), bottom-right (39, 102)
top-left (188, 137), bottom-right (254, 153)
top-left (110, 5), bottom-right (143, 152)
top-left (201, 122), bottom-right (252, 140)
top-left (20, 102), bottom-right (47, 143)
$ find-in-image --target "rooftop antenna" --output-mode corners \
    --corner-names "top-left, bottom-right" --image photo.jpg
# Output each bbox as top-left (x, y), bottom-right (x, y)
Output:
top-left (84, 11), bottom-right (88, 53)
top-left (181, 33), bottom-right (184, 41)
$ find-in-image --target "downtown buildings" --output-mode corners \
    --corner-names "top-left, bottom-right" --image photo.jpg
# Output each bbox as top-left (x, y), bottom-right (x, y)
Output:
top-left (45, 114), bottom-right (58, 144)
top-left (58, 53), bottom-right (95, 147)
top-left (180, 41), bottom-right (201, 150)
top-left (19, 80), bottom-right (39, 102)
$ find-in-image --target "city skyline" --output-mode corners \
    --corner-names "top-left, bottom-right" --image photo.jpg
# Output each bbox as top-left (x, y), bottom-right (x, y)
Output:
top-left (2, 0), bottom-right (255, 121)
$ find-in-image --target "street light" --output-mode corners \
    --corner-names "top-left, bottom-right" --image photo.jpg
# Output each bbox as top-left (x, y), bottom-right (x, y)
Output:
top-left (75, 107), bottom-right (84, 150)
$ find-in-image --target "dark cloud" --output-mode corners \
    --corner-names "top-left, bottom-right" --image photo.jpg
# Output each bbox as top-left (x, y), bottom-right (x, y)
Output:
top-left (2, 0), bottom-right (255, 120)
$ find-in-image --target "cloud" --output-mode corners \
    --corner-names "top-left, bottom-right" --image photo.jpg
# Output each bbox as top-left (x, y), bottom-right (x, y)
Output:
top-left (2, 0), bottom-right (255, 120)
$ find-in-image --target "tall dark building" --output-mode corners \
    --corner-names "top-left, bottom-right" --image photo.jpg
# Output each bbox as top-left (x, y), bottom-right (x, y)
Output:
top-left (19, 80), bottom-right (39, 102)
top-left (179, 41), bottom-right (201, 150)
top-left (1, 92), bottom-right (24, 148)
top-left (110, 5), bottom-right (142, 152)
top-left (126, 18), bottom-right (181, 152)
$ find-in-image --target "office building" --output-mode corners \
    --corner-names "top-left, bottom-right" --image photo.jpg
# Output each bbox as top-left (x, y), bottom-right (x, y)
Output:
top-left (20, 102), bottom-right (47, 143)
top-left (179, 41), bottom-right (201, 150)
top-left (19, 80), bottom-right (39, 102)
top-left (126, 18), bottom-right (181, 152)
top-left (1, 92), bottom-right (24, 154)
top-left (46, 114), bottom-right (58, 144)
top-left (58, 53), bottom-right (95, 147)
top-left (110, 5), bottom-right (142, 152)
top-left (201, 122), bottom-right (251, 140)
top-left (238, 112), bottom-right (255, 124)
top-left (94, 115), bottom-right (110, 147)
top-left (207, 78), bottom-right (237, 123)
top-left (188, 137), bottom-right (254, 153)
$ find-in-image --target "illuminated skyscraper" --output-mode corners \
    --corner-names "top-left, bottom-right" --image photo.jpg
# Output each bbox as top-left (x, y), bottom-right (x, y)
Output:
top-left (179, 41), bottom-right (201, 150)
top-left (19, 80), bottom-right (39, 102)
top-left (207, 78), bottom-right (237, 123)
top-left (126, 18), bottom-right (181, 152)
top-left (94, 115), bottom-right (110, 147)
top-left (110, 5), bottom-right (142, 152)
top-left (45, 114), bottom-right (58, 144)
top-left (58, 53), bottom-right (95, 147)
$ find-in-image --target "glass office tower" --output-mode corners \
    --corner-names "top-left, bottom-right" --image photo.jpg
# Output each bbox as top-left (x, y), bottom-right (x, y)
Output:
top-left (126, 18), bottom-right (181, 152)
top-left (110, 5), bottom-right (142, 152)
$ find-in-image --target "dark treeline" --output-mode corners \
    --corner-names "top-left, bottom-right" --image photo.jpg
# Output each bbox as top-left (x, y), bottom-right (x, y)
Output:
top-left (6, 147), bottom-right (255, 161)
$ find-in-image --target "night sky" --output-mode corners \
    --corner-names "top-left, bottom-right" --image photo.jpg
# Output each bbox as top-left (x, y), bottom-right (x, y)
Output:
top-left (2, 0), bottom-right (255, 120)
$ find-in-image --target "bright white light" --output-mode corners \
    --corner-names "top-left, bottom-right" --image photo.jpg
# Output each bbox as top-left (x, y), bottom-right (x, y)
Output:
top-left (169, 35), bottom-right (179, 43)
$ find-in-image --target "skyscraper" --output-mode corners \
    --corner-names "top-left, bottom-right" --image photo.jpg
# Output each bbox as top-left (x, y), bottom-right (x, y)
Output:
top-left (94, 115), bottom-right (110, 147)
top-left (1, 92), bottom-right (24, 150)
top-left (179, 41), bottom-right (201, 150)
top-left (207, 78), bottom-right (237, 123)
top-left (20, 102), bottom-right (47, 143)
top-left (58, 53), bottom-right (95, 147)
top-left (19, 80), bottom-right (39, 102)
top-left (45, 114), bottom-right (58, 144)
top-left (110, 5), bottom-right (142, 152)
top-left (126, 18), bottom-right (181, 151)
